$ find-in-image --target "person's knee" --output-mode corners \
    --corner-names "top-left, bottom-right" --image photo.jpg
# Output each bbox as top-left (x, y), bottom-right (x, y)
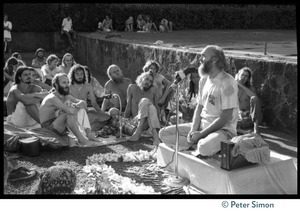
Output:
top-left (138, 98), bottom-right (151, 107)
top-left (198, 142), bottom-right (218, 156)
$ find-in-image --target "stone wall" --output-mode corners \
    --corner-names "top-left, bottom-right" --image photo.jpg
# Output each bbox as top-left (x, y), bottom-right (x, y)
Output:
top-left (76, 34), bottom-right (297, 133)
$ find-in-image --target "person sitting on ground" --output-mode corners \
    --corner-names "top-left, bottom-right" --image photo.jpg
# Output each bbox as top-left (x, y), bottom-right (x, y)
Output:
top-left (39, 73), bottom-right (99, 144)
top-left (143, 15), bottom-right (158, 32)
top-left (41, 54), bottom-right (63, 86)
top-left (59, 53), bottom-right (76, 75)
top-left (99, 15), bottom-right (113, 32)
top-left (84, 65), bottom-right (106, 107)
top-left (61, 13), bottom-right (76, 51)
top-left (28, 67), bottom-right (52, 91)
top-left (31, 48), bottom-right (47, 81)
top-left (124, 71), bottom-right (161, 145)
top-left (68, 64), bottom-right (111, 131)
top-left (4, 57), bottom-right (18, 90)
top-left (6, 66), bottom-right (49, 127)
top-left (11, 52), bottom-right (26, 65)
top-left (35, 166), bottom-right (76, 195)
top-left (125, 16), bottom-right (134, 32)
top-left (101, 64), bottom-right (132, 112)
top-left (159, 45), bottom-right (239, 159)
top-left (143, 60), bottom-right (173, 123)
top-left (159, 18), bottom-right (173, 32)
top-left (235, 67), bottom-right (263, 134)
top-left (136, 14), bottom-right (145, 31)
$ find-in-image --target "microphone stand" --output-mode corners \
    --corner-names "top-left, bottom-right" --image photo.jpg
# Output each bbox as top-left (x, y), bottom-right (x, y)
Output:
top-left (112, 94), bottom-right (126, 141)
top-left (164, 82), bottom-right (190, 188)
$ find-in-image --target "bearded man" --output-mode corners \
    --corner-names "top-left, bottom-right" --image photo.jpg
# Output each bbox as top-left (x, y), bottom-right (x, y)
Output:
top-left (6, 66), bottom-right (49, 127)
top-left (124, 71), bottom-right (161, 145)
top-left (31, 48), bottom-right (47, 81)
top-left (39, 73), bottom-right (99, 145)
top-left (101, 64), bottom-right (132, 112)
top-left (68, 64), bottom-right (111, 131)
top-left (159, 45), bottom-right (239, 158)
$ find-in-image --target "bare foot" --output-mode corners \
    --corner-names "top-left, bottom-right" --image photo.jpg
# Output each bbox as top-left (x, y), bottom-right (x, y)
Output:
top-left (129, 130), bottom-right (142, 142)
top-left (87, 132), bottom-right (101, 142)
top-left (78, 136), bottom-right (92, 145)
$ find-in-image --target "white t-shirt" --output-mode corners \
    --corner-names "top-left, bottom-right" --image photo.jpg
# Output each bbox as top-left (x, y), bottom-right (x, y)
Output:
top-left (62, 18), bottom-right (72, 32)
top-left (4, 21), bottom-right (12, 40)
top-left (198, 70), bottom-right (238, 135)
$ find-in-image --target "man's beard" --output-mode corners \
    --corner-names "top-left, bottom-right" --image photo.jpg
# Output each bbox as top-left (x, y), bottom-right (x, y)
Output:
top-left (74, 78), bottom-right (85, 84)
top-left (112, 75), bottom-right (124, 84)
top-left (57, 85), bottom-right (70, 96)
top-left (141, 84), bottom-right (151, 92)
top-left (198, 59), bottom-right (213, 78)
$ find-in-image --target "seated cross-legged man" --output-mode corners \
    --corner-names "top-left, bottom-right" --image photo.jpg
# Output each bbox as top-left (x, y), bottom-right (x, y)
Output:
top-left (6, 66), bottom-right (49, 128)
top-left (235, 67), bottom-right (263, 134)
top-left (124, 71), bottom-right (161, 145)
top-left (159, 45), bottom-right (239, 158)
top-left (68, 64), bottom-right (111, 131)
top-left (101, 64), bottom-right (132, 112)
top-left (39, 73), bottom-right (99, 145)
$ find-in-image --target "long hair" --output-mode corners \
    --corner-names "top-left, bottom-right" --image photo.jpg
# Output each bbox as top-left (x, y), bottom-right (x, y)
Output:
top-left (207, 45), bottom-right (228, 71)
top-left (14, 66), bottom-right (29, 84)
top-left (83, 66), bottom-right (92, 83)
top-left (238, 67), bottom-right (253, 87)
top-left (12, 52), bottom-right (21, 59)
top-left (61, 53), bottom-right (75, 67)
top-left (136, 71), bottom-right (154, 88)
top-left (5, 57), bottom-right (18, 70)
top-left (68, 64), bottom-right (87, 84)
top-left (46, 54), bottom-right (59, 65)
top-left (142, 60), bottom-right (160, 73)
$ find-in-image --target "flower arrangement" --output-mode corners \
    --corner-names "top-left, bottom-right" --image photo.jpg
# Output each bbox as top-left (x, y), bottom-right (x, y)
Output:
top-left (73, 150), bottom-right (160, 194)
top-left (86, 150), bottom-right (157, 165)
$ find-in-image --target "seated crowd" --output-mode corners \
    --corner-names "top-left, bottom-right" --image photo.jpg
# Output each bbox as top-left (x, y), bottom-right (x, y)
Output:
top-left (4, 45), bottom-right (264, 191)
top-left (97, 14), bottom-right (173, 33)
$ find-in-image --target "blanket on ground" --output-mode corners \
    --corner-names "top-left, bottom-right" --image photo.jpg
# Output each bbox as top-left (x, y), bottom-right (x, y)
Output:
top-left (4, 121), bottom-right (128, 152)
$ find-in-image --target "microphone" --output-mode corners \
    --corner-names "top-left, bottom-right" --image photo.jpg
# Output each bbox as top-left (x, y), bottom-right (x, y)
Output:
top-left (171, 67), bottom-right (198, 87)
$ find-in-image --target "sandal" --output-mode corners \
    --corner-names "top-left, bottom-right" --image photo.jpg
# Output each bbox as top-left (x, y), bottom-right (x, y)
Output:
top-left (8, 168), bottom-right (36, 182)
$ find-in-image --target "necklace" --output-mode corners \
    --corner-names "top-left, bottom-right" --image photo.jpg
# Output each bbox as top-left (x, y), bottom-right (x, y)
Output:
top-left (74, 84), bottom-right (83, 91)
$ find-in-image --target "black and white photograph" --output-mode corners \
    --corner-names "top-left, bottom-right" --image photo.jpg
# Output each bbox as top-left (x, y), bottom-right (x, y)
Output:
top-left (2, 3), bottom-right (297, 200)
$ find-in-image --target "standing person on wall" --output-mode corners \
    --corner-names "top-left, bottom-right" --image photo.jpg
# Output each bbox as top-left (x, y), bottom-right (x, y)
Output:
top-left (3, 14), bottom-right (12, 55)
top-left (61, 12), bottom-right (76, 51)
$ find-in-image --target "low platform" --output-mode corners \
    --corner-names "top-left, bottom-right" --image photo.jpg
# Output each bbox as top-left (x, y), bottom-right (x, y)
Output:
top-left (157, 143), bottom-right (297, 194)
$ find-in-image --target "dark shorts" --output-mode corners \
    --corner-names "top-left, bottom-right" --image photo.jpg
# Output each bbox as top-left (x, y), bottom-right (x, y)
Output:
top-left (41, 118), bottom-right (67, 136)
